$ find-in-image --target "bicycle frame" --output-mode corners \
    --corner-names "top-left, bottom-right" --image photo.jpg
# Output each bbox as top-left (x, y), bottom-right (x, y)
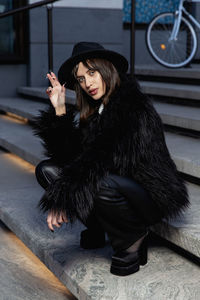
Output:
top-left (170, 0), bottom-right (200, 40)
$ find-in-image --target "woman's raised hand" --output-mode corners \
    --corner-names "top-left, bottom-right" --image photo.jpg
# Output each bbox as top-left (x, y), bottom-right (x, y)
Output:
top-left (46, 71), bottom-right (66, 116)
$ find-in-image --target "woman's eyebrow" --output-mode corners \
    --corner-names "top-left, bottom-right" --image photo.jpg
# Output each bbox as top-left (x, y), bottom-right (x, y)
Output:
top-left (76, 75), bottom-right (84, 79)
top-left (76, 68), bottom-right (94, 78)
top-left (76, 72), bottom-right (86, 78)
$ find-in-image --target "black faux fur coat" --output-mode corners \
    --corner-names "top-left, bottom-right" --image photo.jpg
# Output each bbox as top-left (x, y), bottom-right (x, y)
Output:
top-left (33, 76), bottom-right (189, 223)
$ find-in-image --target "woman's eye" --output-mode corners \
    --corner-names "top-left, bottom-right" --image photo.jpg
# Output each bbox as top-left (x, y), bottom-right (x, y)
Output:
top-left (78, 77), bottom-right (84, 83)
top-left (89, 70), bottom-right (95, 76)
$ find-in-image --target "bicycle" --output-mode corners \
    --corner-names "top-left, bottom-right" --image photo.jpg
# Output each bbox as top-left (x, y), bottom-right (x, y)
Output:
top-left (146, 0), bottom-right (200, 68)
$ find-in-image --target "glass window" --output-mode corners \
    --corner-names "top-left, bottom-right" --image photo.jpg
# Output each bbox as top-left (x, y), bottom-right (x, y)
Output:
top-left (0, 0), bottom-right (28, 63)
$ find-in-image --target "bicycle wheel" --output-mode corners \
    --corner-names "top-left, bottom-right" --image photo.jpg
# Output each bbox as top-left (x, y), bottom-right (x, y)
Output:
top-left (146, 12), bottom-right (197, 68)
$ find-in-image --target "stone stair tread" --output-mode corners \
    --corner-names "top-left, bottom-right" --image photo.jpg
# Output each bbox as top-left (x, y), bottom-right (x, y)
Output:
top-left (0, 149), bottom-right (199, 300)
top-left (154, 102), bottom-right (200, 131)
top-left (155, 102), bottom-right (200, 120)
top-left (136, 63), bottom-right (200, 79)
top-left (0, 96), bottom-right (74, 120)
top-left (17, 86), bottom-right (76, 104)
top-left (165, 131), bottom-right (200, 178)
top-left (139, 80), bottom-right (200, 100)
top-left (0, 114), bottom-right (44, 165)
top-left (0, 113), bottom-right (200, 178)
top-left (2, 97), bottom-right (200, 133)
top-left (0, 97), bottom-right (47, 120)
top-left (152, 182), bottom-right (200, 258)
top-left (17, 86), bottom-right (49, 100)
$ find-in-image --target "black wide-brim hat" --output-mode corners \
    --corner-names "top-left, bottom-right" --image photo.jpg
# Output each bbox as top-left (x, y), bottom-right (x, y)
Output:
top-left (58, 42), bottom-right (129, 90)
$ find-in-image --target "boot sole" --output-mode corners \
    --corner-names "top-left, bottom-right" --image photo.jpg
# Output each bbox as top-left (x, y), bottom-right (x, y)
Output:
top-left (110, 260), bottom-right (140, 276)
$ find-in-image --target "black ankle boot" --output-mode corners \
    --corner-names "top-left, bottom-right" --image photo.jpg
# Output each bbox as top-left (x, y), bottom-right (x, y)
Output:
top-left (110, 235), bottom-right (148, 276)
top-left (80, 229), bottom-right (106, 249)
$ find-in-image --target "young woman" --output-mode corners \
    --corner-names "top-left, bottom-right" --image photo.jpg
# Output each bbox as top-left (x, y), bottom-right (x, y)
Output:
top-left (33, 42), bottom-right (189, 276)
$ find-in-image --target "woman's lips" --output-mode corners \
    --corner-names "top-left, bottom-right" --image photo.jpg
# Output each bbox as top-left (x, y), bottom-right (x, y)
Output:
top-left (89, 88), bottom-right (98, 95)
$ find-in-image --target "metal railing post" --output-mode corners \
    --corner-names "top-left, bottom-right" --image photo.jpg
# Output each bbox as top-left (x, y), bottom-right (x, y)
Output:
top-left (130, 0), bottom-right (135, 76)
top-left (47, 3), bottom-right (53, 71)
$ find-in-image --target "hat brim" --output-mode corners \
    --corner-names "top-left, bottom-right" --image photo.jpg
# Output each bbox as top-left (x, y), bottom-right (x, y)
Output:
top-left (58, 49), bottom-right (128, 90)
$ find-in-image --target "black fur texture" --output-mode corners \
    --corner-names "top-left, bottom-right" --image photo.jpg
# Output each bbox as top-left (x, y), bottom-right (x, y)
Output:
top-left (32, 76), bottom-right (189, 223)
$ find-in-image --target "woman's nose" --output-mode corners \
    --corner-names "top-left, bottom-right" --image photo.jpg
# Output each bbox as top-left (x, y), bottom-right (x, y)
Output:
top-left (85, 76), bottom-right (92, 88)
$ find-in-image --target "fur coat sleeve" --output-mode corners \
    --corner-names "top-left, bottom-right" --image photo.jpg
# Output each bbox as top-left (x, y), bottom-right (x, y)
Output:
top-left (32, 104), bottom-right (81, 164)
top-left (34, 77), bottom-right (189, 223)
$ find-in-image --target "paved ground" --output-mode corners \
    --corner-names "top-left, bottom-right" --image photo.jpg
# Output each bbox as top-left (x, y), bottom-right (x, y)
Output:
top-left (0, 220), bottom-right (76, 300)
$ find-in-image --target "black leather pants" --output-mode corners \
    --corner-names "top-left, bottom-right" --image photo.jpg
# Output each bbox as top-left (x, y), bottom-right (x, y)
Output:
top-left (35, 159), bottom-right (163, 251)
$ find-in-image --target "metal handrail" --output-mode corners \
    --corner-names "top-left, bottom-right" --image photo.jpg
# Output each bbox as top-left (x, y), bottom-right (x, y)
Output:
top-left (0, 0), bottom-right (59, 71)
top-left (0, 0), bottom-right (58, 18)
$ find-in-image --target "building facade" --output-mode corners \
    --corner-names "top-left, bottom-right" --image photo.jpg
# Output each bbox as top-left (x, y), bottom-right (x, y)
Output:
top-left (1, 0), bottom-right (199, 97)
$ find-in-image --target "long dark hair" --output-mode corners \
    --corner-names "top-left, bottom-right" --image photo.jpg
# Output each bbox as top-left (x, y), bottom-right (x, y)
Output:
top-left (72, 58), bottom-right (121, 121)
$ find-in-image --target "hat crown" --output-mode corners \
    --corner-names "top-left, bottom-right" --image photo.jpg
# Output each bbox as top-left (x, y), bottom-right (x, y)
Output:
top-left (72, 42), bottom-right (105, 57)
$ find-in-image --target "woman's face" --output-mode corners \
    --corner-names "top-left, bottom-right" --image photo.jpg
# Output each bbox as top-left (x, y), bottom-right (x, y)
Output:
top-left (76, 62), bottom-right (106, 100)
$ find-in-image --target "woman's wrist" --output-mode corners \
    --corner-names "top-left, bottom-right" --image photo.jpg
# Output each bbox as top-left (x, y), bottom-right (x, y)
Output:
top-left (55, 105), bottom-right (66, 116)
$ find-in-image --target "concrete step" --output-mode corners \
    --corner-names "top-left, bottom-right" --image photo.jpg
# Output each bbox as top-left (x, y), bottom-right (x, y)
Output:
top-left (0, 114), bottom-right (44, 165)
top-left (0, 97), bottom-right (47, 120)
top-left (0, 111), bottom-right (200, 178)
top-left (154, 102), bottom-right (200, 132)
top-left (0, 220), bottom-right (76, 300)
top-left (0, 149), bottom-right (199, 300)
top-left (2, 97), bottom-right (200, 134)
top-left (152, 182), bottom-right (200, 259)
top-left (17, 86), bottom-right (76, 105)
top-left (17, 86), bottom-right (49, 100)
top-left (140, 81), bottom-right (200, 101)
top-left (165, 132), bottom-right (200, 179)
top-left (136, 63), bottom-right (200, 80)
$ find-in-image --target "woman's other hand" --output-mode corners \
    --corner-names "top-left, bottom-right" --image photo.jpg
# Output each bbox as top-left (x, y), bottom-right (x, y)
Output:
top-left (46, 71), bottom-right (66, 116)
top-left (46, 209), bottom-right (68, 231)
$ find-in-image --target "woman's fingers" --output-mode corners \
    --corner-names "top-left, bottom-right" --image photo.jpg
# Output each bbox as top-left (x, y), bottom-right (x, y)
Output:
top-left (46, 210), bottom-right (67, 231)
top-left (52, 213), bottom-right (61, 228)
top-left (46, 86), bottom-right (52, 96)
top-left (45, 72), bottom-right (66, 108)
top-left (47, 72), bottom-right (60, 87)
top-left (57, 214), bottom-right (64, 224)
top-left (62, 214), bottom-right (68, 223)
top-left (50, 71), bottom-right (58, 81)
top-left (61, 84), bottom-right (66, 94)
top-left (47, 211), bottom-right (55, 231)
top-left (47, 210), bottom-right (60, 231)
top-left (46, 73), bottom-right (55, 87)
top-left (57, 212), bottom-right (68, 224)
